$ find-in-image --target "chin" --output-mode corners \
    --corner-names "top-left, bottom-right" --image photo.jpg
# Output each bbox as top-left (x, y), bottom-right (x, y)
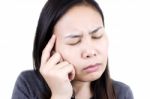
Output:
top-left (77, 71), bottom-right (104, 82)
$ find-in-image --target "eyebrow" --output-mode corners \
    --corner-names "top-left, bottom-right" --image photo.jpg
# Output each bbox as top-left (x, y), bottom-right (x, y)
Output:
top-left (89, 26), bottom-right (102, 35)
top-left (65, 34), bottom-right (83, 39)
top-left (64, 26), bottom-right (103, 39)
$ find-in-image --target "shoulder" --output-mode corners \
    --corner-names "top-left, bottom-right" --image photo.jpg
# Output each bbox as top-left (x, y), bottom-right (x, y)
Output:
top-left (112, 80), bottom-right (131, 92)
top-left (16, 70), bottom-right (40, 86)
top-left (16, 70), bottom-right (49, 91)
top-left (12, 70), bottom-right (50, 99)
top-left (18, 70), bottom-right (39, 81)
top-left (112, 80), bottom-right (134, 99)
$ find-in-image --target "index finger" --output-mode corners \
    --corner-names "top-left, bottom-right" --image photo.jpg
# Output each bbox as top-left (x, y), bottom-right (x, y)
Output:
top-left (41, 35), bottom-right (56, 64)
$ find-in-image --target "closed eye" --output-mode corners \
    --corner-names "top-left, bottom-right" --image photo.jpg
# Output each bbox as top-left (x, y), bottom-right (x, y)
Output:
top-left (68, 40), bottom-right (81, 45)
top-left (92, 34), bottom-right (103, 39)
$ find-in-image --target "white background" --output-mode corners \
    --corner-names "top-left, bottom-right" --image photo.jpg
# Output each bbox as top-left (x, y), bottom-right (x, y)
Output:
top-left (0, 0), bottom-right (150, 99)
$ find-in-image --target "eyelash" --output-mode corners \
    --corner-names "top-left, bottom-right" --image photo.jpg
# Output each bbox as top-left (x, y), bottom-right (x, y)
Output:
top-left (69, 34), bottom-right (103, 46)
top-left (92, 34), bottom-right (103, 39)
top-left (68, 40), bottom-right (81, 46)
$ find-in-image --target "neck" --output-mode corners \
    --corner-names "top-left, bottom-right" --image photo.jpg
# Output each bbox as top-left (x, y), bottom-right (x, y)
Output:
top-left (71, 80), bottom-right (92, 99)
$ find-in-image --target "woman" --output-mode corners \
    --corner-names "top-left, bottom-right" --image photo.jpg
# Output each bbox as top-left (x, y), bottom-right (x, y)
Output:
top-left (12, 0), bottom-right (134, 99)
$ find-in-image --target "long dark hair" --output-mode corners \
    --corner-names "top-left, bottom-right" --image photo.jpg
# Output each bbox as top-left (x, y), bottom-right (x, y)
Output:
top-left (33, 0), bottom-right (116, 99)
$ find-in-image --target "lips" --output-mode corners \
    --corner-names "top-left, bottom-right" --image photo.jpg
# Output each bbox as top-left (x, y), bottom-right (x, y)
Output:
top-left (83, 63), bottom-right (101, 73)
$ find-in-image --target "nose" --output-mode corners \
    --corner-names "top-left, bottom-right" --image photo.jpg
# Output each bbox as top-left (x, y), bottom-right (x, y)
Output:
top-left (82, 49), bottom-right (97, 59)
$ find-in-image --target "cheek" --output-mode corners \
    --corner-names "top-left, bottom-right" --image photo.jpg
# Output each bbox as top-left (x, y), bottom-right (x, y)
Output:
top-left (56, 44), bottom-right (79, 64)
top-left (101, 43), bottom-right (108, 56)
top-left (100, 37), bottom-right (109, 56)
top-left (96, 38), bottom-right (109, 61)
top-left (61, 49), bottom-right (80, 71)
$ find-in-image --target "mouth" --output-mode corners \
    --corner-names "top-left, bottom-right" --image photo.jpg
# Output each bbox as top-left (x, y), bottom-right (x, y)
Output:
top-left (83, 63), bottom-right (101, 73)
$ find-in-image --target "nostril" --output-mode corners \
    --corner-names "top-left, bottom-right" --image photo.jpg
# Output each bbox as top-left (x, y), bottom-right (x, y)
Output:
top-left (92, 50), bottom-right (97, 56)
top-left (86, 55), bottom-right (90, 58)
top-left (93, 53), bottom-right (96, 56)
top-left (82, 49), bottom-right (97, 58)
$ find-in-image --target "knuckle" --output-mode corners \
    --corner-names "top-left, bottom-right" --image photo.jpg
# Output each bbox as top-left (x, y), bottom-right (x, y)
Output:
top-left (55, 53), bottom-right (62, 60)
top-left (55, 52), bottom-right (60, 57)
top-left (63, 61), bottom-right (69, 65)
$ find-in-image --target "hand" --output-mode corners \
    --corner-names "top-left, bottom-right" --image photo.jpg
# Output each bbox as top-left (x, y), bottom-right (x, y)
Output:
top-left (39, 35), bottom-right (75, 99)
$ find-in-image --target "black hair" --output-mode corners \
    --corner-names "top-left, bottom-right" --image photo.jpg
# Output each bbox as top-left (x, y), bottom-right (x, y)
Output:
top-left (33, 0), bottom-right (116, 99)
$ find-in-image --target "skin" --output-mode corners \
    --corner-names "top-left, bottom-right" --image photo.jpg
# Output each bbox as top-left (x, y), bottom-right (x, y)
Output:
top-left (40, 5), bottom-right (108, 99)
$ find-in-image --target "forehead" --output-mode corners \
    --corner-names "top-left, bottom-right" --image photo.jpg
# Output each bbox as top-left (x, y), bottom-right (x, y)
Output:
top-left (54, 5), bottom-right (103, 36)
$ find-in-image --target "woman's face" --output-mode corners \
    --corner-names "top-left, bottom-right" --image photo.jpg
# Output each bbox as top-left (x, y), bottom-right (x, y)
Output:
top-left (54, 5), bottom-right (108, 82)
